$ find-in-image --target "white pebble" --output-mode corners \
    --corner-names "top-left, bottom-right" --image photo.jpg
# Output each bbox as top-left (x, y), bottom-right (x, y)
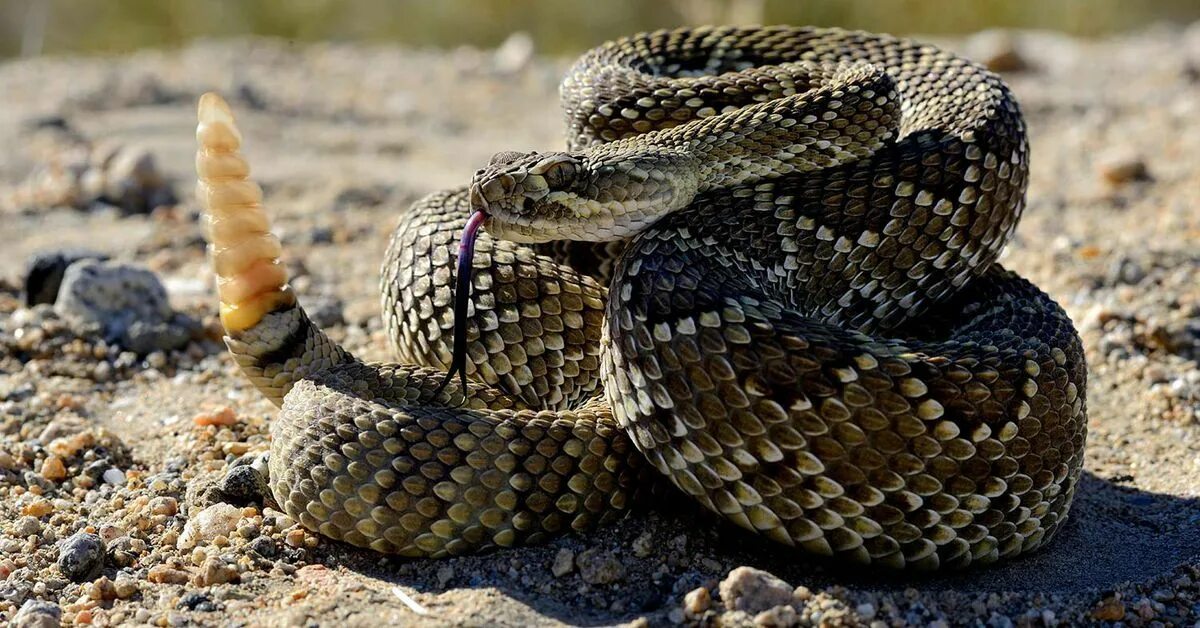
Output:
top-left (102, 468), bottom-right (126, 486)
top-left (177, 503), bottom-right (243, 550)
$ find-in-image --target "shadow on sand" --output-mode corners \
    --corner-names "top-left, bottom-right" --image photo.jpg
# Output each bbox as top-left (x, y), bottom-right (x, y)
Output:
top-left (331, 470), bottom-right (1200, 625)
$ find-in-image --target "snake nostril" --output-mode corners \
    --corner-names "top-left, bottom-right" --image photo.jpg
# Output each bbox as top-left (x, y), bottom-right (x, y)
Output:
top-left (521, 196), bottom-right (535, 214)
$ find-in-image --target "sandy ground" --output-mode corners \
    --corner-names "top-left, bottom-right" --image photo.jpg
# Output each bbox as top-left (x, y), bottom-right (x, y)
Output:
top-left (1, 25), bottom-right (1199, 627)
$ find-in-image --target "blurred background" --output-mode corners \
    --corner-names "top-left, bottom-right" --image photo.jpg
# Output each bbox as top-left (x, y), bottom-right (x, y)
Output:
top-left (4, 0), bottom-right (1200, 58)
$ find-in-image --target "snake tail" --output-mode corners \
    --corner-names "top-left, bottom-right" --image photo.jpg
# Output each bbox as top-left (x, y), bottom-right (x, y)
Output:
top-left (196, 92), bottom-right (350, 405)
top-left (197, 94), bottom-right (645, 556)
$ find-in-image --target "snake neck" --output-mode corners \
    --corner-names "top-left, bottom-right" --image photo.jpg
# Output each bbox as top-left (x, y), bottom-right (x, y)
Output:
top-left (477, 62), bottom-right (898, 245)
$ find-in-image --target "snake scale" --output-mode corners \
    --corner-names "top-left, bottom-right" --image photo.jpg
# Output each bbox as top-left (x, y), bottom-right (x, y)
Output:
top-left (195, 26), bottom-right (1087, 570)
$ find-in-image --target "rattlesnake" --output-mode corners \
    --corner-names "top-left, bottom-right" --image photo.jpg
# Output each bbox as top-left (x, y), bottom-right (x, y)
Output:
top-left (195, 26), bottom-right (1087, 570)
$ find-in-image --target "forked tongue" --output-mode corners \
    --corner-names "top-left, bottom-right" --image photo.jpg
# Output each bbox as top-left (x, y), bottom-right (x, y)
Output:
top-left (433, 210), bottom-right (487, 400)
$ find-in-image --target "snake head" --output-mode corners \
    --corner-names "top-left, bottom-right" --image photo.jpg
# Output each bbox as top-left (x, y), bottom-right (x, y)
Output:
top-left (470, 151), bottom-right (588, 243)
top-left (472, 146), bottom-right (700, 243)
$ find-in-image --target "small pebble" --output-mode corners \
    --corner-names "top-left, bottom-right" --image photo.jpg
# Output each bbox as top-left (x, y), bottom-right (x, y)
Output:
top-left (149, 496), bottom-right (178, 516)
top-left (48, 432), bottom-right (95, 459)
top-left (178, 591), bottom-right (217, 612)
top-left (81, 459), bottom-right (112, 483)
top-left (1098, 151), bottom-right (1149, 185)
top-left (98, 523), bottom-right (124, 542)
top-left (754, 604), bottom-right (798, 627)
top-left (106, 535), bottom-right (144, 567)
top-left (305, 295), bottom-right (345, 327)
top-left (194, 556), bottom-right (239, 587)
top-left (86, 576), bottom-right (119, 601)
top-left (102, 467), bottom-right (126, 485)
top-left (192, 408), bottom-right (236, 427)
top-left (493, 31), bottom-right (535, 74)
top-left (285, 528), bottom-right (308, 548)
top-left (576, 549), bottom-right (625, 585)
top-left (1092, 596), bottom-right (1126, 621)
top-left (631, 532), bottom-right (654, 558)
top-left (22, 498), bottom-right (55, 517)
top-left (113, 575), bottom-right (139, 599)
top-left (248, 536), bottom-right (277, 558)
top-left (684, 587), bottom-right (711, 616)
top-left (40, 456), bottom-right (67, 482)
top-left (177, 503), bottom-right (243, 550)
top-left (13, 515), bottom-right (43, 537)
top-left (193, 407), bottom-right (237, 427)
top-left (967, 30), bottom-right (1028, 72)
top-left (550, 548), bottom-right (575, 577)
top-left (264, 508), bottom-right (295, 530)
top-left (14, 599), bottom-right (63, 628)
top-left (718, 566), bottom-right (794, 614)
top-left (236, 522), bottom-right (261, 539)
top-left (57, 532), bottom-right (106, 582)
top-left (220, 465), bottom-right (269, 504)
top-left (146, 565), bottom-right (190, 585)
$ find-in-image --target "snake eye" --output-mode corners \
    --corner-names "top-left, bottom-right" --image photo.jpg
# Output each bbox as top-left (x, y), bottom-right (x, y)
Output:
top-left (529, 155), bottom-right (581, 188)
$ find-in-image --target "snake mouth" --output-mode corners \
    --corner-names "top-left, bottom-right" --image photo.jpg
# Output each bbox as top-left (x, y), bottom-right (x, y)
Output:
top-left (433, 209), bottom-right (488, 401)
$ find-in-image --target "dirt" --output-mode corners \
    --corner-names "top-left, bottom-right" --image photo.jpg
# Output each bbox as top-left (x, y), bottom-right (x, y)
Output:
top-left (1, 25), bottom-right (1199, 627)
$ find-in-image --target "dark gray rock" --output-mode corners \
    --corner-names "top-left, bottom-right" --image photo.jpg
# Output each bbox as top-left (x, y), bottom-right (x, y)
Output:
top-left (220, 464), bottom-right (270, 505)
top-left (177, 590), bottom-right (218, 612)
top-left (22, 249), bottom-right (108, 306)
top-left (52, 260), bottom-right (197, 353)
top-left (14, 599), bottom-right (62, 628)
top-left (247, 535), bottom-right (277, 558)
top-left (57, 532), bottom-right (105, 582)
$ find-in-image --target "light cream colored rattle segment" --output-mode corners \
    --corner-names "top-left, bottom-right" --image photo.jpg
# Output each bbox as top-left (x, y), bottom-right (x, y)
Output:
top-left (195, 92), bottom-right (295, 332)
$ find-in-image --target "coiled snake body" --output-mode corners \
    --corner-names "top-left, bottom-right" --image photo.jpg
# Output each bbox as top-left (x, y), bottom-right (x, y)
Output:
top-left (195, 26), bottom-right (1087, 570)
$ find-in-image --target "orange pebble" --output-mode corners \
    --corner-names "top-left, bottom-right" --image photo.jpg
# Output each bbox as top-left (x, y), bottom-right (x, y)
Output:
top-left (40, 456), bottom-right (67, 481)
top-left (21, 499), bottom-right (53, 517)
top-left (194, 407), bottom-right (238, 427)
